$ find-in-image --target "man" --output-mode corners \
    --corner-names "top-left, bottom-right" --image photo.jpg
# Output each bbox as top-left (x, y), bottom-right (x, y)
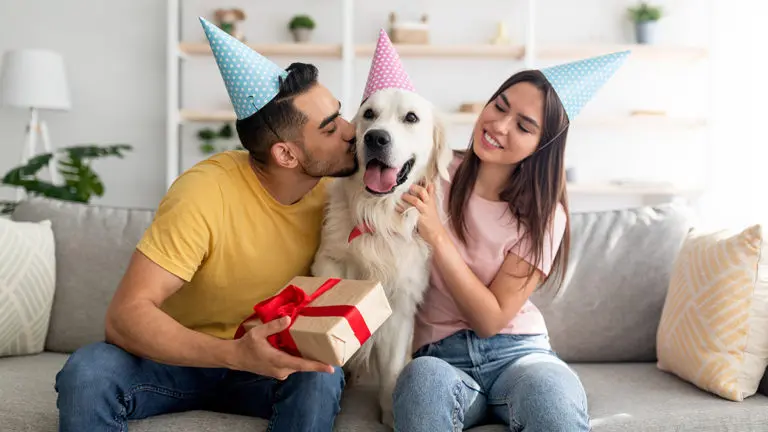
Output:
top-left (54, 18), bottom-right (359, 431)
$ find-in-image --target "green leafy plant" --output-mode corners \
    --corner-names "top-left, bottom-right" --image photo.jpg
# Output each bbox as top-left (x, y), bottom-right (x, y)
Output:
top-left (198, 123), bottom-right (238, 154)
top-left (628, 2), bottom-right (662, 22)
top-left (289, 15), bottom-right (316, 30)
top-left (1, 144), bottom-right (132, 214)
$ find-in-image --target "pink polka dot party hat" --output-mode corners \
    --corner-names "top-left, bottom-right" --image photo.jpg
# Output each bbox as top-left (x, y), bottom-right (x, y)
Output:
top-left (362, 29), bottom-right (416, 101)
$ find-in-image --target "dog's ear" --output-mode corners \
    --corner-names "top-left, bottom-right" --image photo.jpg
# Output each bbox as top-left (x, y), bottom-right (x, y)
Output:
top-left (427, 113), bottom-right (452, 182)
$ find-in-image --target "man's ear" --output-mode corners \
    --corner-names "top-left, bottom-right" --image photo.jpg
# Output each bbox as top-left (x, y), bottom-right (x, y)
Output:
top-left (270, 141), bottom-right (301, 169)
top-left (427, 113), bottom-right (452, 182)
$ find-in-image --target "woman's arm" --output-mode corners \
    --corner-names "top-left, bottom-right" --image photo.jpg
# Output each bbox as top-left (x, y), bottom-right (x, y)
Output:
top-left (400, 183), bottom-right (544, 338)
top-left (430, 235), bottom-right (541, 338)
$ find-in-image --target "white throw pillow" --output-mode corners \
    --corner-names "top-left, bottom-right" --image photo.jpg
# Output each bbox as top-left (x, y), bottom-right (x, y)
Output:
top-left (0, 218), bottom-right (56, 357)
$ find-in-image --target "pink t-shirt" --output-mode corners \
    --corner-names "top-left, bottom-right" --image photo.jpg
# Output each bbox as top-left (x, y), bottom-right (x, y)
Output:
top-left (412, 155), bottom-right (567, 351)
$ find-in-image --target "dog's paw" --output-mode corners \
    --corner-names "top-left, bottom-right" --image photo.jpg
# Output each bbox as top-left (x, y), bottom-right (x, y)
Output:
top-left (381, 408), bottom-right (395, 429)
top-left (401, 206), bottom-right (420, 232)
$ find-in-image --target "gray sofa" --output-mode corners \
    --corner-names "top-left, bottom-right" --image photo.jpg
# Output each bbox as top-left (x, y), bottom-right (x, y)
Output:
top-left (3, 197), bottom-right (768, 431)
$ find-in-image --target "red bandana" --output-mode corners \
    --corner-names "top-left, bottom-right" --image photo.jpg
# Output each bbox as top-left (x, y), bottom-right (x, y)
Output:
top-left (348, 223), bottom-right (374, 243)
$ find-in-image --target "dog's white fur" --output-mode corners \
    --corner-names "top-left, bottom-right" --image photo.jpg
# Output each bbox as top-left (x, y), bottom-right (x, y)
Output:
top-left (311, 88), bottom-right (453, 426)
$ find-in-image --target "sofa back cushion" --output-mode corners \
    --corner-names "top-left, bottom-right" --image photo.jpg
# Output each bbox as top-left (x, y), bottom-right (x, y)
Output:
top-left (11, 197), bottom-right (693, 362)
top-left (531, 202), bottom-right (694, 363)
top-left (11, 197), bottom-right (154, 353)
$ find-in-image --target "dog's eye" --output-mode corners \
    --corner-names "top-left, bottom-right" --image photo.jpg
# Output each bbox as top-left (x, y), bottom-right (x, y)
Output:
top-left (404, 112), bottom-right (419, 123)
top-left (363, 109), bottom-right (375, 120)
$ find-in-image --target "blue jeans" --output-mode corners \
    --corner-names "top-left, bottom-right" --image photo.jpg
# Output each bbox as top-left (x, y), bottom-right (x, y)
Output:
top-left (393, 330), bottom-right (589, 431)
top-left (54, 342), bottom-right (345, 432)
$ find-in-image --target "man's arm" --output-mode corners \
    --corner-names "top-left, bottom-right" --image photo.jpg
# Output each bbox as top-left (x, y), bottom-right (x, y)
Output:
top-left (104, 250), bottom-right (334, 378)
top-left (105, 166), bottom-right (334, 379)
top-left (104, 250), bottom-right (235, 368)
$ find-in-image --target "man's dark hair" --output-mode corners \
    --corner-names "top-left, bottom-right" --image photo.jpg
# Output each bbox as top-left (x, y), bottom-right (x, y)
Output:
top-left (235, 62), bottom-right (319, 167)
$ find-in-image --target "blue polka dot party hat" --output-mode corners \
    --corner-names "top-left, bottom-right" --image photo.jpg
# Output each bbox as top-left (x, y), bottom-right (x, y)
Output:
top-left (541, 50), bottom-right (630, 121)
top-left (199, 17), bottom-right (288, 120)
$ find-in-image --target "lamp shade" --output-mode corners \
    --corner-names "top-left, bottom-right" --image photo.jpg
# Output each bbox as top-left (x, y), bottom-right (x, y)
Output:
top-left (0, 49), bottom-right (71, 110)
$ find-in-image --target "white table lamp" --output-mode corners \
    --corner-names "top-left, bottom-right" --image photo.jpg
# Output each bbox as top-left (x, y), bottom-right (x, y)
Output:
top-left (1, 49), bottom-right (71, 198)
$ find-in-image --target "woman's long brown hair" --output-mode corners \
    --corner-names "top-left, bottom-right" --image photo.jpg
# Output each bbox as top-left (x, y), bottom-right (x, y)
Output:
top-left (448, 70), bottom-right (571, 290)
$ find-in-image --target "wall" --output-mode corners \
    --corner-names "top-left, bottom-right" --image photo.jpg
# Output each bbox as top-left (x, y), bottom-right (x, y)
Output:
top-left (0, 0), bottom-right (167, 208)
top-left (696, 0), bottom-right (768, 229)
top-left (0, 0), bottom-right (713, 212)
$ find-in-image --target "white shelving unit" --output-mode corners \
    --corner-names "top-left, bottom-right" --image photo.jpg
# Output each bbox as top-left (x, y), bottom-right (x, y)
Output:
top-left (178, 108), bottom-right (709, 130)
top-left (165, 0), bottom-right (711, 200)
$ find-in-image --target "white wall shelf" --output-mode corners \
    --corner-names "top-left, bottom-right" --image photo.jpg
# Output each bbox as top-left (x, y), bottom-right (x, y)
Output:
top-left (567, 183), bottom-right (703, 196)
top-left (180, 108), bottom-right (708, 131)
top-left (354, 44), bottom-right (526, 58)
top-left (536, 45), bottom-right (709, 61)
top-left (443, 112), bottom-right (708, 129)
top-left (179, 42), bottom-right (344, 57)
top-left (179, 109), bottom-right (237, 123)
top-left (176, 42), bottom-right (706, 62)
top-left (166, 0), bottom-right (712, 205)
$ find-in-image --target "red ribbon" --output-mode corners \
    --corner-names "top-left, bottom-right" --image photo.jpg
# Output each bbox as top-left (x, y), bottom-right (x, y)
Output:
top-left (234, 278), bottom-right (372, 358)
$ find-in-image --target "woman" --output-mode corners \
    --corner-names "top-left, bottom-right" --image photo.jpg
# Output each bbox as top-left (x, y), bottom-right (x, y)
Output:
top-left (393, 51), bottom-right (628, 431)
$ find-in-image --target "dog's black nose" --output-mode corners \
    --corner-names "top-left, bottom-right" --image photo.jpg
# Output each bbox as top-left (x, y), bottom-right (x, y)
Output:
top-left (364, 129), bottom-right (391, 148)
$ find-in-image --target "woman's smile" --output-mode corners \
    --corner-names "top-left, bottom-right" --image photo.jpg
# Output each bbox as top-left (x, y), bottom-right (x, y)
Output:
top-left (480, 130), bottom-right (504, 150)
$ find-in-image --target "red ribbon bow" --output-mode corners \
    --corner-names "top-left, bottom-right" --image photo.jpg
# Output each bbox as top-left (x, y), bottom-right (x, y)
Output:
top-left (234, 278), bottom-right (372, 358)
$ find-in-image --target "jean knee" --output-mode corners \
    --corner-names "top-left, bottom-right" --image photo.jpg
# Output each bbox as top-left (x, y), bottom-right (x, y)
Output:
top-left (393, 357), bottom-right (472, 432)
top-left (394, 357), bottom-right (458, 401)
top-left (527, 362), bottom-right (586, 406)
top-left (56, 342), bottom-right (133, 395)
top-left (510, 361), bottom-right (588, 429)
top-left (286, 366), bottom-right (345, 402)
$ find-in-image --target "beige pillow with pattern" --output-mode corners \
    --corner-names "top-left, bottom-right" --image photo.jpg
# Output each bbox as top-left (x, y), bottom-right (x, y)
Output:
top-left (656, 224), bottom-right (768, 401)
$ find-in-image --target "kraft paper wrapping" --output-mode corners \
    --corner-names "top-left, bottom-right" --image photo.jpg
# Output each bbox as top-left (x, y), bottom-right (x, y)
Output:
top-left (242, 276), bottom-right (392, 366)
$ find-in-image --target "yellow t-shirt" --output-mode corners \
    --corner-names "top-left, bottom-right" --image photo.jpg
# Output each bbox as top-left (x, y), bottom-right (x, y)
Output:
top-left (136, 150), bottom-right (329, 340)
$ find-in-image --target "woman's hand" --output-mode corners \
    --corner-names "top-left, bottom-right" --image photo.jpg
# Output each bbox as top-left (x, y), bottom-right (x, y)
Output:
top-left (398, 183), bottom-right (447, 247)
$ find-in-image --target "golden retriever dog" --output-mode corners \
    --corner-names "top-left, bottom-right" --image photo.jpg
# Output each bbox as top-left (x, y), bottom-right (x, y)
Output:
top-left (311, 87), bottom-right (453, 426)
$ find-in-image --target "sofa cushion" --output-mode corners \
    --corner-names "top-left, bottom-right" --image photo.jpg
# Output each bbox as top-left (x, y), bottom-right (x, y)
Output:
top-left (0, 218), bottom-right (56, 357)
top-left (11, 197), bottom-right (693, 363)
top-left (0, 353), bottom-right (63, 431)
top-left (11, 198), bottom-right (155, 353)
top-left (531, 203), bottom-right (694, 362)
top-left (572, 362), bottom-right (768, 432)
top-left (0, 353), bottom-right (414, 432)
top-left (4, 353), bottom-right (767, 432)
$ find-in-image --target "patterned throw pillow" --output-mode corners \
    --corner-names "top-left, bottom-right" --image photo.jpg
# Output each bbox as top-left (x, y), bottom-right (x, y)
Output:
top-left (0, 218), bottom-right (56, 357)
top-left (656, 224), bottom-right (768, 401)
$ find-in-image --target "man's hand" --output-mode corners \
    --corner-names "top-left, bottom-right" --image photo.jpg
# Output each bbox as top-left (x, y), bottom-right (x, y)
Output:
top-left (107, 251), bottom-right (336, 377)
top-left (229, 316), bottom-right (335, 380)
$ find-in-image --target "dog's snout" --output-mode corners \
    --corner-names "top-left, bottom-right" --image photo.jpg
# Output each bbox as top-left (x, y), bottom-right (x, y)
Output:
top-left (364, 129), bottom-right (391, 148)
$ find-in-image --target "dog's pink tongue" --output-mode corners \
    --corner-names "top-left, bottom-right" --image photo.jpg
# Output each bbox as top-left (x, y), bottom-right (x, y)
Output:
top-left (364, 164), bottom-right (398, 193)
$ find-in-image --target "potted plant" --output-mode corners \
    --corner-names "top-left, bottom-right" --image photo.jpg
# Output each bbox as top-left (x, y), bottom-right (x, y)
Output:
top-left (628, 2), bottom-right (663, 44)
top-left (1, 144), bottom-right (131, 214)
top-left (197, 123), bottom-right (236, 155)
top-left (289, 15), bottom-right (315, 43)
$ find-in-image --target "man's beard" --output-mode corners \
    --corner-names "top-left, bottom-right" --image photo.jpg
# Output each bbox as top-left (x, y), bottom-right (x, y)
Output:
top-left (299, 144), bottom-right (359, 178)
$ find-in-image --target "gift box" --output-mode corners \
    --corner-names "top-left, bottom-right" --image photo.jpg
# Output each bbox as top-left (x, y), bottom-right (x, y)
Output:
top-left (234, 276), bottom-right (392, 366)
